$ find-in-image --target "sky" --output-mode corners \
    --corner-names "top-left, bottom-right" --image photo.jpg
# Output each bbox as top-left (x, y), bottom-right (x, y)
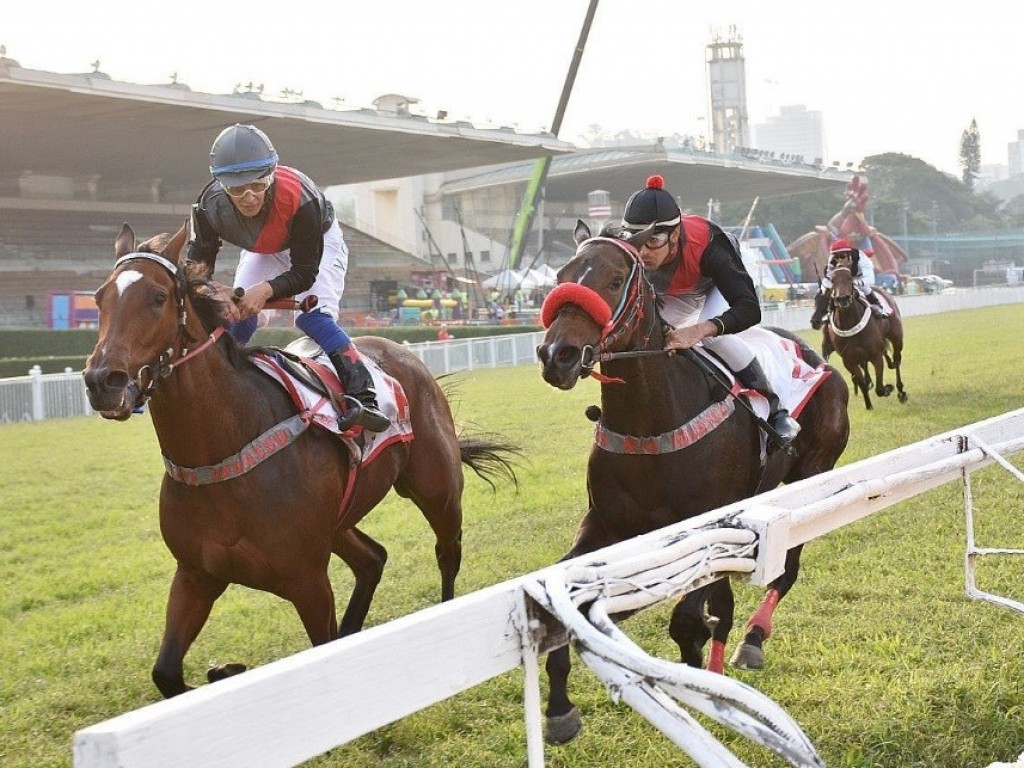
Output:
top-left (5, 1), bottom-right (1023, 176)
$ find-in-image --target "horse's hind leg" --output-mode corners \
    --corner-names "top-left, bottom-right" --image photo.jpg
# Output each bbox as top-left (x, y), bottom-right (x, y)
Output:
top-left (731, 545), bottom-right (803, 670)
top-left (891, 341), bottom-right (908, 403)
top-left (152, 565), bottom-right (228, 698)
top-left (333, 527), bottom-right (388, 636)
top-left (394, 436), bottom-right (464, 602)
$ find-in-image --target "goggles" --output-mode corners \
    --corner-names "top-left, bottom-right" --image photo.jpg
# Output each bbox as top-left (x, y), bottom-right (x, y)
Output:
top-left (222, 174), bottom-right (274, 198)
top-left (643, 231), bottom-right (672, 249)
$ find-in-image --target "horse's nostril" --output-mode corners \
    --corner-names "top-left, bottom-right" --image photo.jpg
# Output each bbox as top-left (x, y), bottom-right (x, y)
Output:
top-left (104, 370), bottom-right (130, 391)
top-left (537, 345), bottom-right (550, 365)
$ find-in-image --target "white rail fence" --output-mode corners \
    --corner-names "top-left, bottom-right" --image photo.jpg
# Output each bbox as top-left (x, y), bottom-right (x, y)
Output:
top-left (73, 407), bottom-right (1024, 768)
top-left (0, 334), bottom-right (547, 422)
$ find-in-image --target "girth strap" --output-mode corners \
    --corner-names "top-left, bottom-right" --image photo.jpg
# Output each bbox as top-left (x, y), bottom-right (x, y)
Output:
top-left (594, 399), bottom-right (735, 455)
top-left (163, 412), bottom-right (312, 486)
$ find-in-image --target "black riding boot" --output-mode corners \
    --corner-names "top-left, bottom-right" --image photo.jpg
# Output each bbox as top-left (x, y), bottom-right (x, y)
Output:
top-left (734, 359), bottom-right (801, 446)
top-left (327, 348), bottom-right (391, 433)
top-left (865, 291), bottom-right (887, 317)
top-left (809, 291), bottom-right (828, 330)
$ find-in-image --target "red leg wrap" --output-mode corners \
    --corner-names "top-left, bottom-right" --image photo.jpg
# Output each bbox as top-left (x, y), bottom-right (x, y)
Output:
top-left (708, 640), bottom-right (726, 674)
top-left (746, 588), bottom-right (781, 638)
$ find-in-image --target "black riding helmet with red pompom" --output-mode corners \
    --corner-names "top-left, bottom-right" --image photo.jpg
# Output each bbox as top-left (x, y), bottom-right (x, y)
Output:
top-left (621, 174), bottom-right (681, 232)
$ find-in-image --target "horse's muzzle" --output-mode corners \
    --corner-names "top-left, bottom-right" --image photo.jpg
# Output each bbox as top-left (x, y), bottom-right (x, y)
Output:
top-left (83, 365), bottom-right (138, 420)
top-left (536, 340), bottom-right (583, 390)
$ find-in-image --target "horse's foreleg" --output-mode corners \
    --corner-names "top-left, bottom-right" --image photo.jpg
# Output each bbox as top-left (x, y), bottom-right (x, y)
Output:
top-left (543, 516), bottom-right (617, 746)
top-left (669, 588), bottom-right (713, 669)
top-left (731, 545), bottom-right (803, 670)
top-left (873, 356), bottom-right (893, 397)
top-left (704, 579), bottom-right (735, 674)
top-left (152, 565), bottom-right (227, 698)
top-left (283, 570), bottom-right (339, 646)
top-left (849, 363), bottom-right (873, 410)
top-left (333, 527), bottom-right (387, 637)
top-left (544, 645), bottom-right (581, 745)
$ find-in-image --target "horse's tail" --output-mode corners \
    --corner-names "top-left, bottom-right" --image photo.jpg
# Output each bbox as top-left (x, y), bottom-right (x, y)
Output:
top-left (458, 434), bottom-right (521, 491)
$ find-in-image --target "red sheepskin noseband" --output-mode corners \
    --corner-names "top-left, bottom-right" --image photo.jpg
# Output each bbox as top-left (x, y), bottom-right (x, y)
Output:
top-left (541, 282), bottom-right (612, 329)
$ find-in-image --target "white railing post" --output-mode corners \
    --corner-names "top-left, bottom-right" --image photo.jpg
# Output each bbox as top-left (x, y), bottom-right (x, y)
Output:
top-left (30, 365), bottom-right (45, 420)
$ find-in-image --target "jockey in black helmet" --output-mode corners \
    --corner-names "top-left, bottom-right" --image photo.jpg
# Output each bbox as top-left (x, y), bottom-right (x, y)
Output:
top-left (620, 174), bottom-right (800, 446)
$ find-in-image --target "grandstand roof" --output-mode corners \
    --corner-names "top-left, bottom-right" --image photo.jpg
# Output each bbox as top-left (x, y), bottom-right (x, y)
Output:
top-left (443, 146), bottom-right (854, 207)
top-left (0, 60), bottom-right (574, 190)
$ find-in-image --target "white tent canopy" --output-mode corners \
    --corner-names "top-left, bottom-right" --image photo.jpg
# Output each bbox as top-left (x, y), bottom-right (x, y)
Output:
top-left (521, 268), bottom-right (555, 289)
top-left (481, 268), bottom-right (556, 292)
top-left (481, 268), bottom-right (525, 291)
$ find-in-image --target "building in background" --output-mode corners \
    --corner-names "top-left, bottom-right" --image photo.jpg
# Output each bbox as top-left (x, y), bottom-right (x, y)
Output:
top-left (1007, 129), bottom-right (1024, 177)
top-left (753, 105), bottom-right (825, 166)
top-left (705, 27), bottom-right (749, 155)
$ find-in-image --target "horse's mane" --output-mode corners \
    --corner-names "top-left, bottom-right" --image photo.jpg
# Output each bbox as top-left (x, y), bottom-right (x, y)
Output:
top-left (137, 236), bottom-right (252, 369)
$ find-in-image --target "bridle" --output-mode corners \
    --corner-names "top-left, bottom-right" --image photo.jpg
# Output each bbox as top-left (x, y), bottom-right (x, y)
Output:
top-left (543, 237), bottom-right (660, 379)
top-left (827, 266), bottom-right (871, 337)
top-left (109, 252), bottom-right (225, 407)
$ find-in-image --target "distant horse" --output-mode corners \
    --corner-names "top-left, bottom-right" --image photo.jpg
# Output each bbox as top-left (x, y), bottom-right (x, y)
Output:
top-left (535, 222), bottom-right (850, 745)
top-left (83, 223), bottom-right (518, 698)
top-left (823, 266), bottom-right (907, 410)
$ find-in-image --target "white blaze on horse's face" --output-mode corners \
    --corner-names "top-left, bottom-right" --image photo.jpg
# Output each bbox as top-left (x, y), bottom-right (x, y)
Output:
top-left (115, 269), bottom-right (144, 296)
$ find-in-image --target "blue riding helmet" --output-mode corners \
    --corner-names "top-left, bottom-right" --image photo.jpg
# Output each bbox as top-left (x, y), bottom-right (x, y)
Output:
top-left (209, 124), bottom-right (279, 187)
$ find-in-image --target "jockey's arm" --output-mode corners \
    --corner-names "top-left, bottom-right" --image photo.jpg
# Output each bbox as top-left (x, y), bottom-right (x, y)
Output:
top-left (700, 234), bottom-right (761, 334)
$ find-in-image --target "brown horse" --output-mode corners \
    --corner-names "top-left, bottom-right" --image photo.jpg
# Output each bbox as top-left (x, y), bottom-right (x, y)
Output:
top-left (534, 222), bottom-right (850, 745)
top-left (83, 223), bottom-right (518, 698)
top-left (823, 266), bottom-right (907, 410)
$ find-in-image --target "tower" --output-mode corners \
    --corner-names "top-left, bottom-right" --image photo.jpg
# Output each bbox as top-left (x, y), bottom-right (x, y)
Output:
top-left (706, 26), bottom-right (749, 155)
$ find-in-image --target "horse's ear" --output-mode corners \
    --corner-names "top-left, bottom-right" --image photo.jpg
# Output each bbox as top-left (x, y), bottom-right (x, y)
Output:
top-left (623, 223), bottom-right (656, 251)
top-left (162, 221), bottom-right (188, 264)
top-left (114, 223), bottom-right (136, 259)
top-left (573, 219), bottom-right (592, 246)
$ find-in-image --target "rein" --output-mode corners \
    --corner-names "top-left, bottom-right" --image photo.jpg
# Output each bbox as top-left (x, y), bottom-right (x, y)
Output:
top-left (112, 252), bottom-right (225, 406)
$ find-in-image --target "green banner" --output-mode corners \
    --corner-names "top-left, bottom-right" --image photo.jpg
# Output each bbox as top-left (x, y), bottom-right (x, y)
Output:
top-left (508, 156), bottom-right (551, 270)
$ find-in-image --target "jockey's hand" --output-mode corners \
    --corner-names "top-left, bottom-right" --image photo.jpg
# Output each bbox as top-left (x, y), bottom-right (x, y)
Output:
top-left (234, 281), bottom-right (274, 320)
top-left (664, 321), bottom-right (718, 352)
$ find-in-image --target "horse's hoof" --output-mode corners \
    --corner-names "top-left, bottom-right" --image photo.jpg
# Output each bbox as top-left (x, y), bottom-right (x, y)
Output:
top-left (544, 707), bottom-right (582, 746)
top-left (207, 662), bottom-right (247, 683)
top-left (898, 391), bottom-right (908, 403)
top-left (729, 643), bottom-right (765, 670)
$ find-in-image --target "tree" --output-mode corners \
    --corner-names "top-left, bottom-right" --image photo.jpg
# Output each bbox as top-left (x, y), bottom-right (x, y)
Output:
top-left (959, 119), bottom-right (981, 192)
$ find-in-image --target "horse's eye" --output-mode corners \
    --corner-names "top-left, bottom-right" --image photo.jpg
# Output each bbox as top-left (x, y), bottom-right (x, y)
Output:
top-left (610, 277), bottom-right (624, 291)
top-left (154, 290), bottom-right (168, 306)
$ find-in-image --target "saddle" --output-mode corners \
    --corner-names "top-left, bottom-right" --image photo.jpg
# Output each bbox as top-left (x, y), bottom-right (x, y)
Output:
top-left (250, 338), bottom-right (413, 464)
top-left (264, 337), bottom-right (348, 414)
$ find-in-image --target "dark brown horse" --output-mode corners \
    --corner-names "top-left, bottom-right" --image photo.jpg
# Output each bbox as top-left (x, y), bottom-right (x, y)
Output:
top-left (83, 223), bottom-right (518, 698)
top-left (534, 222), bottom-right (850, 745)
top-left (823, 266), bottom-right (907, 410)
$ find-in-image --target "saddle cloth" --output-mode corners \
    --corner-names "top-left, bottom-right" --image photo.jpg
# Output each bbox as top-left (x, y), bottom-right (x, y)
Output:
top-left (696, 325), bottom-right (832, 422)
top-left (251, 348), bottom-right (413, 465)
